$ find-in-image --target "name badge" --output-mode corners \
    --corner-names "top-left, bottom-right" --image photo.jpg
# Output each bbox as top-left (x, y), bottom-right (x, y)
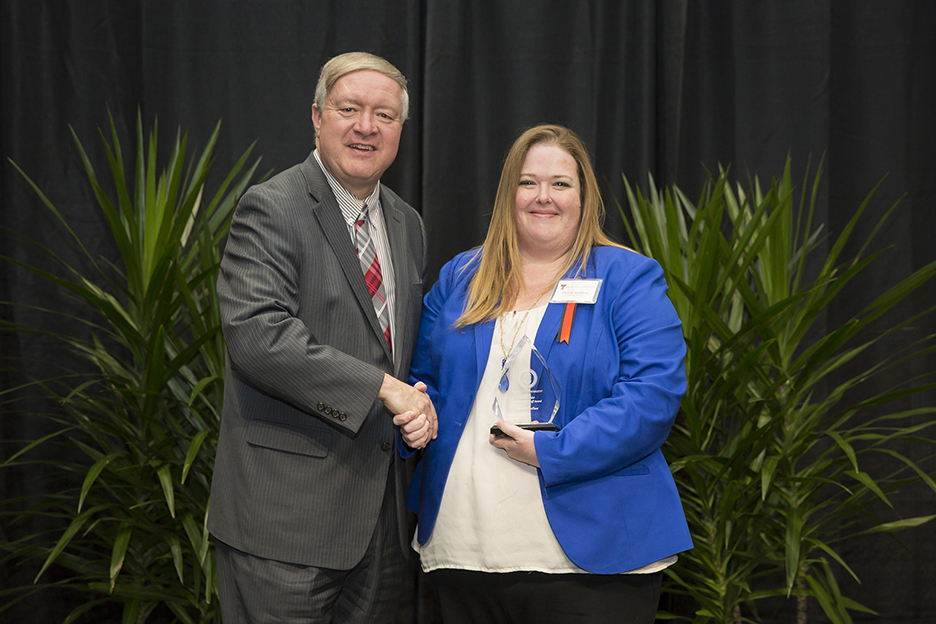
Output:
top-left (550, 279), bottom-right (602, 304)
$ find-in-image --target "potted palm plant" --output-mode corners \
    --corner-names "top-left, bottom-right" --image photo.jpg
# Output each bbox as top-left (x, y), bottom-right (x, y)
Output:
top-left (620, 159), bottom-right (936, 624)
top-left (1, 111), bottom-right (264, 623)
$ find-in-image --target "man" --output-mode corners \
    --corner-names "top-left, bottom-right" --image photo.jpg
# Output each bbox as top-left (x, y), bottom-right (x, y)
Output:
top-left (209, 52), bottom-right (435, 624)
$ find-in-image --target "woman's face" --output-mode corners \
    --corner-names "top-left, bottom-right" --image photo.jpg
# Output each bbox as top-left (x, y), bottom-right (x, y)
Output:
top-left (514, 143), bottom-right (582, 257)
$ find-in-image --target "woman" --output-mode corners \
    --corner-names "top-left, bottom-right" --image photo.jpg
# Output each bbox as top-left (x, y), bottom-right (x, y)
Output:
top-left (396, 125), bottom-right (692, 623)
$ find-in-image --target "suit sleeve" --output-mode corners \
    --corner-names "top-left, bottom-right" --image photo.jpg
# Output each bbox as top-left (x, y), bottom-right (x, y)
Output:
top-left (535, 257), bottom-right (687, 487)
top-left (217, 184), bottom-right (385, 434)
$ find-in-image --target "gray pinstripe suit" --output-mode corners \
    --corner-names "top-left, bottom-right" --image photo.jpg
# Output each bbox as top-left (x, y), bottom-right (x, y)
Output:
top-left (208, 150), bottom-right (426, 571)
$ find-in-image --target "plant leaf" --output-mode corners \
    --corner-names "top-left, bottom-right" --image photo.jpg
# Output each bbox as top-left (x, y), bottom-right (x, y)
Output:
top-left (109, 523), bottom-right (132, 592)
top-left (156, 464), bottom-right (176, 518)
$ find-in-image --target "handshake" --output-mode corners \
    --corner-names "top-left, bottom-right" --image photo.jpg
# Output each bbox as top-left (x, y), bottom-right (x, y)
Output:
top-left (378, 375), bottom-right (438, 450)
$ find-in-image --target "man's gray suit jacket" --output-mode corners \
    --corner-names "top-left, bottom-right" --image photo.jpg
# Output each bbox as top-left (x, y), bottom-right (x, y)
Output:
top-left (208, 150), bottom-right (427, 569)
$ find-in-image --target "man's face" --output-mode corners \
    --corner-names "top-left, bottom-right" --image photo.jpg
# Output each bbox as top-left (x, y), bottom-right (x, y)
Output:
top-left (312, 70), bottom-right (404, 199)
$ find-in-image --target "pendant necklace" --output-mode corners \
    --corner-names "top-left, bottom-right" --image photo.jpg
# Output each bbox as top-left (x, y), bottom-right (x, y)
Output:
top-left (498, 289), bottom-right (549, 392)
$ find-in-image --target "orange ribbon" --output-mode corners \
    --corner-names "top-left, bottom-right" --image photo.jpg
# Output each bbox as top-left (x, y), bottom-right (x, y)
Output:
top-left (558, 302), bottom-right (576, 344)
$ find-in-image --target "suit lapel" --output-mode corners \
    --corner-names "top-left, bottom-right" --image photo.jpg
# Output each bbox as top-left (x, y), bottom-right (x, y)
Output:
top-left (382, 191), bottom-right (410, 374)
top-left (473, 319), bottom-right (495, 389)
top-left (536, 256), bottom-right (594, 361)
top-left (535, 302), bottom-right (565, 362)
top-left (303, 156), bottom-right (392, 364)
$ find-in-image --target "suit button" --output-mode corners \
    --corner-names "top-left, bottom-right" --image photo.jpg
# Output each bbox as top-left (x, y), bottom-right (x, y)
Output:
top-left (317, 402), bottom-right (326, 411)
top-left (339, 412), bottom-right (347, 422)
top-left (324, 406), bottom-right (332, 415)
top-left (381, 442), bottom-right (392, 452)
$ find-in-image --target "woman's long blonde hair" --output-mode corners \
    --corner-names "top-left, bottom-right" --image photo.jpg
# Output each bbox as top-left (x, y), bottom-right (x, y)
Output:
top-left (455, 124), bottom-right (622, 328)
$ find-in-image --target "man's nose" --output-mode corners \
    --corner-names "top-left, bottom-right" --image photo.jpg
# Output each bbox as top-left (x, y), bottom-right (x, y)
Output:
top-left (354, 112), bottom-right (376, 135)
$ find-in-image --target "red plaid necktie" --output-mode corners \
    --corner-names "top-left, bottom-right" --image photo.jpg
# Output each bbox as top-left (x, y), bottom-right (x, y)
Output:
top-left (355, 206), bottom-right (392, 351)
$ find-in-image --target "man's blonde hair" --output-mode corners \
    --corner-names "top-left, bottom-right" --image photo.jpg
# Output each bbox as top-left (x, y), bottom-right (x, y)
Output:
top-left (313, 51), bottom-right (409, 123)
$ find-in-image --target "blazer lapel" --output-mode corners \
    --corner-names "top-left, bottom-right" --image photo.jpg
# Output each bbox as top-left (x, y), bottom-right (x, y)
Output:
top-left (535, 302), bottom-right (565, 362)
top-left (473, 319), bottom-right (495, 383)
top-left (536, 257), bottom-right (594, 361)
top-left (382, 191), bottom-right (410, 374)
top-left (303, 156), bottom-right (392, 364)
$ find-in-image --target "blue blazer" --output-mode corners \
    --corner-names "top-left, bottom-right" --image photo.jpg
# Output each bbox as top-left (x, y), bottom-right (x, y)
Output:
top-left (407, 246), bottom-right (693, 574)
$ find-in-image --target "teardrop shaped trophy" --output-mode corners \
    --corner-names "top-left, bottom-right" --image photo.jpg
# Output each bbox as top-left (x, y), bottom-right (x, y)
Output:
top-left (490, 335), bottom-right (560, 436)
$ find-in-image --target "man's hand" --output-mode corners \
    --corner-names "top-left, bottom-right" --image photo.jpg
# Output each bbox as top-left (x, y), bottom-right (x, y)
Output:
top-left (489, 420), bottom-right (539, 467)
top-left (378, 375), bottom-right (438, 444)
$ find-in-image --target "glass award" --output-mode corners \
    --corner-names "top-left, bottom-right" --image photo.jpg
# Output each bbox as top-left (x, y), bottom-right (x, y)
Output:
top-left (490, 335), bottom-right (561, 436)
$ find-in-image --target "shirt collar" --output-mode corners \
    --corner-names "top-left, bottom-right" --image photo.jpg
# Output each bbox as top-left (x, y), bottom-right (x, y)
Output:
top-left (313, 149), bottom-right (381, 226)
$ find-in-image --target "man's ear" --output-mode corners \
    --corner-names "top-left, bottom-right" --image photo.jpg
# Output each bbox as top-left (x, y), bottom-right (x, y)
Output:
top-left (311, 103), bottom-right (321, 133)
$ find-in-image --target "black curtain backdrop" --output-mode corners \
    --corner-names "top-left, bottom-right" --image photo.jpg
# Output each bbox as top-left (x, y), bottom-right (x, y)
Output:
top-left (2, 1), bottom-right (934, 623)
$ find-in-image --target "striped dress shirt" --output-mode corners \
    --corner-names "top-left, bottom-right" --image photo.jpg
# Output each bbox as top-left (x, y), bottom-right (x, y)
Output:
top-left (313, 149), bottom-right (396, 343)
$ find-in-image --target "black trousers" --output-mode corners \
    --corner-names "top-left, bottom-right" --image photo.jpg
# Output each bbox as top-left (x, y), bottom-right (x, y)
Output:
top-left (428, 568), bottom-right (662, 624)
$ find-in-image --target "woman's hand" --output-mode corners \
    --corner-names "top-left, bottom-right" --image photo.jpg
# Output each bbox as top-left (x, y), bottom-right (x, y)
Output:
top-left (394, 410), bottom-right (433, 450)
top-left (380, 378), bottom-right (438, 441)
top-left (489, 420), bottom-right (539, 467)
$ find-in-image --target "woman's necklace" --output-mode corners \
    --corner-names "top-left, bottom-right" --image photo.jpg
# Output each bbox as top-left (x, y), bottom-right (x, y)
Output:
top-left (499, 307), bottom-right (535, 368)
top-left (497, 289), bottom-right (550, 391)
